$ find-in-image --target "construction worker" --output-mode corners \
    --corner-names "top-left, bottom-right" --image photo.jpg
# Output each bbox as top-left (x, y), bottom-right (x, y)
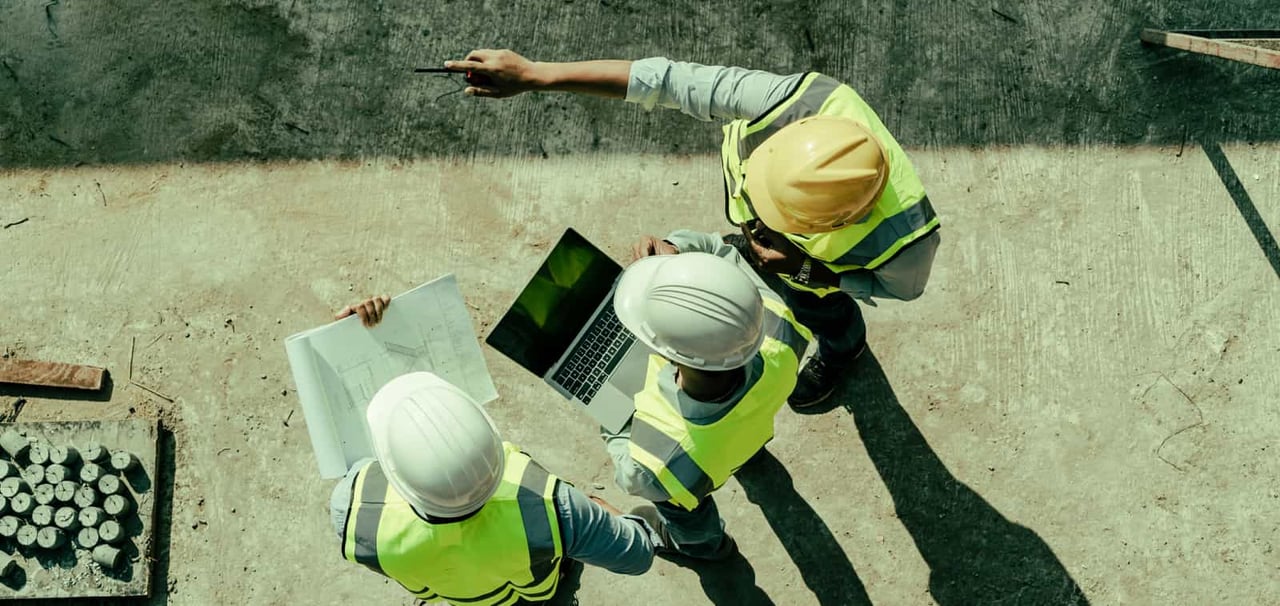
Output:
top-left (445, 49), bottom-right (940, 408)
top-left (329, 299), bottom-right (661, 605)
top-left (600, 232), bottom-right (812, 559)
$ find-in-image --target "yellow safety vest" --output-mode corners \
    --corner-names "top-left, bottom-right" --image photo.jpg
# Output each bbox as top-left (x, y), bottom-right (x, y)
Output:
top-left (341, 443), bottom-right (564, 605)
top-left (628, 298), bottom-right (813, 510)
top-left (721, 73), bottom-right (941, 296)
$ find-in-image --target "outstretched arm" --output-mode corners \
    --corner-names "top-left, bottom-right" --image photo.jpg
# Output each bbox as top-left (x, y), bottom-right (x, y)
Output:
top-left (444, 49), bottom-right (803, 121)
top-left (445, 49), bottom-right (630, 99)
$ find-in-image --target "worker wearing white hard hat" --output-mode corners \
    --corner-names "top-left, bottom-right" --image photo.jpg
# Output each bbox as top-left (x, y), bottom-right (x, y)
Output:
top-left (598, 236), bottom-right (813, 560)
top-left (445, 50), bottom-right (940, 409)
top-left (328, 300), bottom-right (661, 605)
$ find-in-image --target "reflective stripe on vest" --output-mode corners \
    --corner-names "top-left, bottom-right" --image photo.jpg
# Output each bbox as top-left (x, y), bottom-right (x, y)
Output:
top-left (341, 444), bottom-right (563, 606)
top-left (628, 298), bottom-right (812, 510)
top-left (721, 73), bottom-right (940, 296)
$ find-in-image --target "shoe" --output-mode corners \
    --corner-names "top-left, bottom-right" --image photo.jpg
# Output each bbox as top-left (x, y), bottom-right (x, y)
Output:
top-left (788, 342), bottom-right (866, 409)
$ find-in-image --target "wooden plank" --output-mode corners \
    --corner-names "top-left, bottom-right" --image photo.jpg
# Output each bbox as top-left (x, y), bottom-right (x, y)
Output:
top-left (0, 360), bottom-right (105, 391)
top-left (1170, 29), bottom-right (1280, 39)
top-left (1141, 28), bottom-right (1280, 70)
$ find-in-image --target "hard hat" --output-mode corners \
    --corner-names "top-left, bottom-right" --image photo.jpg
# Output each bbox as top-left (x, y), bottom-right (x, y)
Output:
top-left (744, 115), bottom-right (890, 234)
top-left (366, 372), bottom-right (505, 518)
top-left (614, 252), bottom-right (775, 371)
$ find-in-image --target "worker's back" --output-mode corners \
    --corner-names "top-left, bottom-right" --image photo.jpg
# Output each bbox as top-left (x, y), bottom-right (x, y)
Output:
top-left (341, 444), bottom-right (563, 605)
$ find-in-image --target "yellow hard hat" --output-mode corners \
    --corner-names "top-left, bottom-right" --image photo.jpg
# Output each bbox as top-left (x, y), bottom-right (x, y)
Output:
top-left (744, 116), bottom-right (890, 234)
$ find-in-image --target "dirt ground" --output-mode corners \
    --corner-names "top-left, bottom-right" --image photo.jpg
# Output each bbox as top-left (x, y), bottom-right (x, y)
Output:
top-left (2, 1), bottom-right (1279, 605)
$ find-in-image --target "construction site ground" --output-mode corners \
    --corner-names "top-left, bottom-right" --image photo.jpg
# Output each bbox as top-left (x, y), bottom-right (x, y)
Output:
top-left (1, 1), bottom-right (1277, 604)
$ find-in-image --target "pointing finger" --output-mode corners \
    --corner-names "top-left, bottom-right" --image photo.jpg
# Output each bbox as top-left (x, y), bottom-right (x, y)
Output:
top-left (444, 59), bottom-right (484, 72)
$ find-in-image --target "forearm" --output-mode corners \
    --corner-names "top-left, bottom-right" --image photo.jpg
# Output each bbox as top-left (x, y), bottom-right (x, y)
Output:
top-left (532, 60), bottom-right (632, 98)
top-left (556, 483), bottom-right (656, 575)
top-left (662, 229), bottom-right (725, 254)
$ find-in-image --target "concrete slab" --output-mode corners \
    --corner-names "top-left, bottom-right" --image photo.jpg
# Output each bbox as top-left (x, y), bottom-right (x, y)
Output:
top-left (0, 141), bottom-right (1276, 604)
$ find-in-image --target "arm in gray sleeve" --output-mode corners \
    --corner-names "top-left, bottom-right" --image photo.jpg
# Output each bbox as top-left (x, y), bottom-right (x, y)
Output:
top-left (329, 457), bottom-right (376, 538)
top-left (626, 57), bottom-right (805, 122)
top-left (662, 229), bottom-right (728, 255)
top-left (554, 481), bottom-right (658, 575)
top-left (664, 229), bottom-right (785, 306)
top-left (601, 421), bottom-right (673, 503)
top-left (838, 230), bottom-right (941, 301)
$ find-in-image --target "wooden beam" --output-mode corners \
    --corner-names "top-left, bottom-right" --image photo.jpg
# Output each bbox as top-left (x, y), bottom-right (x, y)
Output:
top-left (1141, 28), bottom-right (1280, 70)
top-left (0, 359), bottom-right (106, 391)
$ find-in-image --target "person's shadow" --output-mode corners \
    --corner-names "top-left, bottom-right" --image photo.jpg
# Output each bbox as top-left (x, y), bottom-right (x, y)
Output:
top-left (801, 349), bottom-right (1090, 605)
top-left (665, 545), bottom-right (774, 606)
top-left (736, 449), bottom-right (872, 606)
top-left (652, 447), bottom-right (866, 606)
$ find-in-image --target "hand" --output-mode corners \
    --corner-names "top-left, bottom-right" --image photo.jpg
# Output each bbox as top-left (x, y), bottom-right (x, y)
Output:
top-left (588, 495), bottom-right (623, 516)
top-left (445, 49), bottom-right (543, 98)
top-left (334, 295), bottom-right (391, 328)
top-left (741, 221), bottom-right (807, 275)
top-left (631, 235), bottom-right (679, 262)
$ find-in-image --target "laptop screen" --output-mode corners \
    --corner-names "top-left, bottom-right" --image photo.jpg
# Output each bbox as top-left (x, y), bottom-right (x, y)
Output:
top-left (486, 229), bottom-right (622, 377)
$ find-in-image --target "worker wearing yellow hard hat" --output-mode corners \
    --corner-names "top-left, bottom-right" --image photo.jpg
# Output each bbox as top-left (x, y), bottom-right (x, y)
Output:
top-left (446, 50), bottom-right (940, 408)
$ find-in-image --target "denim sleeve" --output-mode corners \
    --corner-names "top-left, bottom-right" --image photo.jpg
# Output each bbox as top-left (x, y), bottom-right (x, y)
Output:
top-left (554, 481), bottom-right (658, 575)
top-left (625, 57), bottom-right (805, 122)
top-left (329, 457), bottom-right (376, 539)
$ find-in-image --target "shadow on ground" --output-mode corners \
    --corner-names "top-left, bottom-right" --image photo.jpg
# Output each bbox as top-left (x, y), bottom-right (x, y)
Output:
top-left (1, 0), bottom-right (1278, 168)
top-left (666, 547), bottom-right (774, 606)
top-left (737, 449), bottom-right (871, 606)
top-left (0, 372), bottom-right (114, 403)
top-left (802, 350), bottom-right (1090, 606)
top-left (653, 445), bottom-right (871, 605)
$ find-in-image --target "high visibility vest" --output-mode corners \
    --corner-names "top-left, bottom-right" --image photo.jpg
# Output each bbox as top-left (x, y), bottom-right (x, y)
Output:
top-left (341, 443), bottom-right (564, 606)
top-left (721, 73), bottom-right (941, 296)
top-left (628, 297), bottom-right (812, 510)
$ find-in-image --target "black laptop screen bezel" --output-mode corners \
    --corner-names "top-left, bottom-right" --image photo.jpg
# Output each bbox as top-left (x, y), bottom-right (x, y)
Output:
top-left (485, 228), bottom-right (623, 377)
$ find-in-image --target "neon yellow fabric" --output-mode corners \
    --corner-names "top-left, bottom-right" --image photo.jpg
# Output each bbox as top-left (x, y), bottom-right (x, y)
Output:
top-left (342, 443), bottom-right (563, 605)
top-left (722, 73), bottom-right (940, 296)
top-left (629, 298), bottom-right (811, 510)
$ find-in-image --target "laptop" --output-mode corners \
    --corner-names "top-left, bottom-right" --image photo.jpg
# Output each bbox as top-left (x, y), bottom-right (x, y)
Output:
top-left (486, 228), bottom-right (650, 433)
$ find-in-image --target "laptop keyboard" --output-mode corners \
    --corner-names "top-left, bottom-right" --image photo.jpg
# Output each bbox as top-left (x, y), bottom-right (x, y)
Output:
top-left (552, 306), bottom-right (636, 403)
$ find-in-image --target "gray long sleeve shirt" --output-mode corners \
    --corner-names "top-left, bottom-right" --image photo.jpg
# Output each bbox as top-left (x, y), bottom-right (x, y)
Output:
top-left (330, 458), bottom-right (657, 576)
top-left (625, 58), bottom-right (941, 303)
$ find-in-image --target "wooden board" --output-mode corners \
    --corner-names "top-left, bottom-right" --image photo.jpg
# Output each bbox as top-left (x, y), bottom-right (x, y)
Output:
top-left (0, 360), bottom-right (106, 391)
top-left (0, 420), bottom-right (160, 600)
top-left (1141, 28), bottom-right (1280, 70)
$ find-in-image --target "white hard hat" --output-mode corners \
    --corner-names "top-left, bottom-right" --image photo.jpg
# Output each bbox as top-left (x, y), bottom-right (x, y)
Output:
top-left (366, 372), bottom-right (505, 518)
top-left (614, 252), bottom-right (773, 371)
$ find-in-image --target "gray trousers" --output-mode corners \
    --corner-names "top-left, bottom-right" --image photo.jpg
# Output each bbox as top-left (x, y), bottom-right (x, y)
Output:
top-left (655, 497), bottom-right (727, 558)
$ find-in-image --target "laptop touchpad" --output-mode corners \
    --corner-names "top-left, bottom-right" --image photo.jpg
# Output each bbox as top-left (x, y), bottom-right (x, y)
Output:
top-left (609, 343), bottom-right (653, 398)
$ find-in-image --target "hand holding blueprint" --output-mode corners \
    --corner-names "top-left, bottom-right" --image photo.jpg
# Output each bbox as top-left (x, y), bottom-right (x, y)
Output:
top-left (285, 274), bottom-right (498, 478)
